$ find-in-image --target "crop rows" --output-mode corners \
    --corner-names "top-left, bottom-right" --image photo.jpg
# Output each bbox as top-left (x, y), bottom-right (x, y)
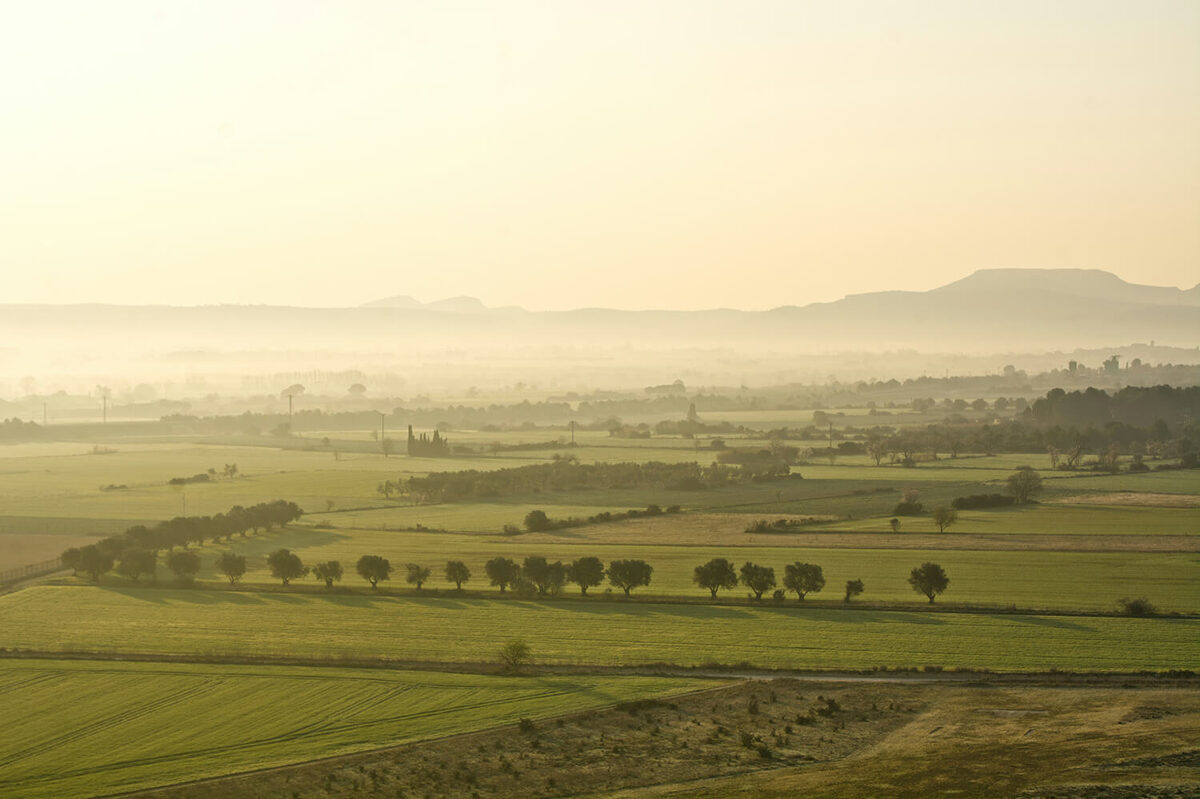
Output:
top-left (0, 658), bottom-right (703, 799)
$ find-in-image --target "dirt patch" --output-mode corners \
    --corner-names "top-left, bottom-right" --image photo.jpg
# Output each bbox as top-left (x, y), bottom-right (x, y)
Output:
top-left (0, 533), bottom-right (100, 572)
top-left (1053, 493), bottom-right (1200, 509)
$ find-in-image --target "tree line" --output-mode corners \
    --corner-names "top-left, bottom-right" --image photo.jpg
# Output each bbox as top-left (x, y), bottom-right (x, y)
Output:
top-left (70, 543), bottom-right (954, 607)
top-left (394, 460), bottom-right (765, 504)
top-left (60, 500), bottom-right (303, 581)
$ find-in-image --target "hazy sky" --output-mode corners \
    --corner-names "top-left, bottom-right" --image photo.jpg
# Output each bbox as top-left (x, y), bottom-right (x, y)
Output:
top-left (2, 1), bottom-right (1197, 310)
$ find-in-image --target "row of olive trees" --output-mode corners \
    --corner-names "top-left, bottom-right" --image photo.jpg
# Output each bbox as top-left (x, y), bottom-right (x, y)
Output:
top-left (85, 546), bottom-right (950, 607)
top-left (208, 552), bottom-right (655, 597)
top-left (62, 500), bottom-right (304, 581)
top-left (214, 551), bottom-right (950, 606)
top-left (693, 558), bottom-right (949, 604)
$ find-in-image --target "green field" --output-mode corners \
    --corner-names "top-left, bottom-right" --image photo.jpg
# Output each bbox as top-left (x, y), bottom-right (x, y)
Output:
top-left (3, 586), bottom-right (1196, 672)
top-left (138, 524), bottom-right (1200, 613)
top-left (0, 658), bottom-right (705, 799)
top-left (817, 503), bottom-right (1200, 536)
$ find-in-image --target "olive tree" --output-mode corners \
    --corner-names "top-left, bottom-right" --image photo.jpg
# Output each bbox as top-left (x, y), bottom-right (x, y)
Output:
top-left (908, 562), bottom-right (949, 603)
top-left (607, 559), bottom-right (653, 596)
top-left (117, 548), bottom-right (156, 582)
top-left (167, 549), bottom-right (201, 585)
top-left (485, 556), bottom-right (520, 592)
top-left (739, 562), bottom-right (776, 600)
top-left (445, 560), bottom-right (471, 590)
top-left (693, 558), bottom-right (738, 598)
top-left (356, 555), bottom-right (392, 589)
top-left (566, 556), bottom-right (605, 595)
top-left (406, 562), bottom-right (431, 590)
top-left (782, 562), bottom-right (825, 600)
top-left (267, 548), bottom-right (307, 586)
top-left (217, 552), bottom-right (247, 585)
top-left (313, 560), bottom-right (344, 589)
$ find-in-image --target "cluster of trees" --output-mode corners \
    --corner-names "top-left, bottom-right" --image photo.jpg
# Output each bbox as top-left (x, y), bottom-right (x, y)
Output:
top-left (480, 556), bottom-right (653, 597)
top-left (951, 493), bottom-right (1016, 510)
top-left (396, 460), bottom-right (754, 504)
top-left (850, 388), bottom-right (1198, 469)
top-left (1028, 385), bottom-right (1199, 430)
top-left (0, 417), bottom-right (47, 443)
top-left (692, 558), bottom-right (948, 603)
top-left (693, 559), bottom-right (835, 601)
top-left (407, 425), bottom-right (451, 457)
top-left (215, 553), bottom-right (657, 597)
top-left (61, 501), bottom-right (303, 581)
top-left (518, 504), bottom-right (682, 533)
top-left (743, 518), bottom-right (816, 533)
top-left (890, 470), bottom-right (1043, 530)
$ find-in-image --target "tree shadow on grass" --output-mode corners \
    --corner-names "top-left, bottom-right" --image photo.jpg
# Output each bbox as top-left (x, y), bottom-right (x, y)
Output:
top-left (999, 614), bottom-right (1093, 632)
top-left (102, 586), bottom-right (267, 605)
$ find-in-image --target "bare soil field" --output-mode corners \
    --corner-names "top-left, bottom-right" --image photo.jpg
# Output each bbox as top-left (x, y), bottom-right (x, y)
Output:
top-left (0, 533), bottom-right (100, 572)
top-left (1053, 492), bottom-right (1200, 509)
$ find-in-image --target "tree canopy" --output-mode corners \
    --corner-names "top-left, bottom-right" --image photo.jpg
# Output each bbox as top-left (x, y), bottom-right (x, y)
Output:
top-left (217, 552), bottom-right (246, 584)
top-left (313, 560), bottom-right (344, 589)
top-left (566, 556), bottom-right (605, 595)
top-left (908, 562), bottom-right (950, 603)
top-left (782, 562), bottom-right (825, 600)
top-left (484, 557), bottom-right (520, 592)
top-left (1007, 467), bottom-right (1044, 503)
top-left (405, 563), bottom-right (431, 589)
top-left (445, 560), bottom-right (471, 590)
top-left (166, 549), bottom-right (201, 584)
top-left (267, 549), bottom-right (307, 586)
top-left (739, 562), bottom-right (776, 600)
top-left (607, 559), bottom-right (653, 596)
top-left (693, 558), bottom-right (738, 598)
top-left (356, 555), bottom-right (392, 589)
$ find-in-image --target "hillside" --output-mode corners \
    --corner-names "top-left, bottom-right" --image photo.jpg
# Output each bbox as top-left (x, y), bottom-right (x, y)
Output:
top-left (0, 270), bottom-right (1195, 388)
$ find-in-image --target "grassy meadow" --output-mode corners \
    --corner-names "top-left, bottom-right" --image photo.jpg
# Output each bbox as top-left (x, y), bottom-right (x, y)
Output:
top-left (3, 585), bottom-right (1197, 673)
top-left (134, 524), bottom-right (1200, 613)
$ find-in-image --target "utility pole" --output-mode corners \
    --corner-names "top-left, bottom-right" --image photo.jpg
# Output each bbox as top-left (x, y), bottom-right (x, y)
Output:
top-left (102, 394), bottom-right (107, 424)
top-left (288, 394), bottom-right (294, 421)
top-left (380, 412), bottom-right (386, 456)
top-left (569, 420), bottom-right (575, 445)
top-left (42, 402), bottom-right (47, 426)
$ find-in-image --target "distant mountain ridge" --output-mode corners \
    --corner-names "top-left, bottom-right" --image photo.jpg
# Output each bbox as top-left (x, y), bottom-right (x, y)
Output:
top-left (362, 295), bottom-right (502, 313)
top-left (362, 269), bottom-right (1200, 314)
top-left (1, 269), bottom-right (1196, 357)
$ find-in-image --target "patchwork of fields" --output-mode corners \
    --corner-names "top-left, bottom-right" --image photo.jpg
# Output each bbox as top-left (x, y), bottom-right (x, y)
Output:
top-left (1, 424), bottom-right (1197, 797)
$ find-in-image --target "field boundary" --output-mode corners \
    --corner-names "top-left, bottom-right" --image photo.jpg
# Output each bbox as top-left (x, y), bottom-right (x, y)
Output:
top-left (0, 558), bottom-right (62, 585)
top-left (37, 576), bottom-right (1200, 619)
top-left (3, 650), bottom-right (1196, 686)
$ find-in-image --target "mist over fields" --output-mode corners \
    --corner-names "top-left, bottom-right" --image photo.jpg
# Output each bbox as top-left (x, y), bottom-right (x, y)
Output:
top-left (2, 268), bottom-right (1198, 399)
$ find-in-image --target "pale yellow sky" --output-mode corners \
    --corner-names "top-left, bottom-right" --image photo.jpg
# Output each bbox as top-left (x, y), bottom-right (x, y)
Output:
top-left (1, 1), bottom-right (1197, 310)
